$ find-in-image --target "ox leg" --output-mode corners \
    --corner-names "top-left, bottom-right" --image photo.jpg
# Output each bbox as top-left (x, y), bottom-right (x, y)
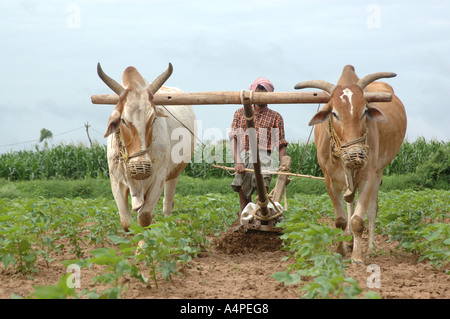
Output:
top-left (367, 172), bottom-right (382, 255)
top-left (346, 201), bottom-right (355, 233)
top-left (350, 181), bottom-right (375, 264)
top-left (346, 201), bottom-right (355, 249)
top-left (325, 177), bottom-right (348, 256)
top-left (111, 179), bottom-right (132, 231)
top-left (137, 177), bottom-right (166, 227)
top-left (163, 177), bottom-right (179, 216)
top-left (334, 199), bottom-right (349, 257)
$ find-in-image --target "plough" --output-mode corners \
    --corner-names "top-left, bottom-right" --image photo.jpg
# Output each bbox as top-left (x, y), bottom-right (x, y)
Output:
top-left (91, 73), bottom-right (393, 234)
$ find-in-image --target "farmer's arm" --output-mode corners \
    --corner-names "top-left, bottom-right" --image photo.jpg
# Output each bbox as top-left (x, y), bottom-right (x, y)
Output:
top-left (230, 109), bottom-right (245, 174)
top-left (277, 114), bottom-right (288, 161)
top-left (279, 144), bottom-right (287, 161)
top-left (232, 136), bottom-right (245, 174)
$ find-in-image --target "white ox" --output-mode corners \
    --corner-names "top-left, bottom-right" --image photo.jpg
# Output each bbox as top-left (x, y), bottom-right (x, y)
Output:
top-left (97, 63), bottom-right (196, 231)
top-left (295, 65), bottom-right (407, 263)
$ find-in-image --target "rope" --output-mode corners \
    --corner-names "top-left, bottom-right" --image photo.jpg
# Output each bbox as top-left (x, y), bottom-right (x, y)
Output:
top-left (251, 193), bottom-right (284, 221)
top-left (115, 103), bottom-right (202, 165)
top-left (115, 127), bottom-right (156, 164)
top-left (327, 117), bottom-right (369, 160)
top-left (255, 194), bottom-right (269, 208)
top-left (327, 117), bottom-right (341, 158)
top-left (160, 104), bottom-right (206, 148)
top-left (340, 133), bottom-right (367, 149)
top-left (291, 103), bottom-right (321, 180)
top-left (210, 164), bottom-right (325, 180)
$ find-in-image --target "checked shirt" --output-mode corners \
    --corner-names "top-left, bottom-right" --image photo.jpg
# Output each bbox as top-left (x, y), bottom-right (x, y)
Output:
top-left (229, 106), bottom-right (288, 153)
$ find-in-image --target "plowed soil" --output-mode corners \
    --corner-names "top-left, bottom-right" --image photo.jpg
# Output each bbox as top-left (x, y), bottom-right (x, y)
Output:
top-left (0, 219), bottom-right (448, 299)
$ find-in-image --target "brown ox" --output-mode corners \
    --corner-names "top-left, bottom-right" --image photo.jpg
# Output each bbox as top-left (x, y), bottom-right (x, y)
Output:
top-left (295, 65), bottom-right (407, 263)
top-left (97, 63), bottom-right (196, 231)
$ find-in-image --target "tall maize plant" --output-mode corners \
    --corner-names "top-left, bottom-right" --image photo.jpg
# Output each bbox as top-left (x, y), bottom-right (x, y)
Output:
top-left (385, 138), bottom-right (445, 175)
top-left (0, 144), bottom-right (108, 181)
top-left (0, 138), bottom-right (447, 181)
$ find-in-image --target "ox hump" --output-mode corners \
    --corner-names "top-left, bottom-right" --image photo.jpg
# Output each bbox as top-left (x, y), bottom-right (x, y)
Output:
top-left (122, 67), bottom-right (148, 90)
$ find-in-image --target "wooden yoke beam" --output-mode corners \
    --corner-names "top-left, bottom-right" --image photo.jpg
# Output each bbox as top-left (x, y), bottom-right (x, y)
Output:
top-left (91, 91), bottom-right (392, 106)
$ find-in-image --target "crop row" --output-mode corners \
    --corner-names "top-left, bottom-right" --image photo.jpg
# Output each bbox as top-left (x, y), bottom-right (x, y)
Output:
top-left (0, 194), bottom-right (238, 298)
top-left (0, 137), bottom-right (448, 181)
top-left (272, 189), bottom-right (450, 298)
top-left (1, 189), bottom-right (448, 298)
top-left (0, 144), bottom-right (108, 181)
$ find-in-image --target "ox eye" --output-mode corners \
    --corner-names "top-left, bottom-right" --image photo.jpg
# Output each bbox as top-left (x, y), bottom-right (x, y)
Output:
top-left (362, 107), bottom-right (369, 119)
top-left (332, 111), bottom-right (339, 120)
top-left (121, 118), bottom-right (129, 128)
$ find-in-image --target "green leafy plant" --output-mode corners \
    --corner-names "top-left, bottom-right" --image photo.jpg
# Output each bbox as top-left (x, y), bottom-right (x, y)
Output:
top-left (272, 215), bottom-right (360, 299)
top-left (26, 274), bottom-right (77, 299)
top-left (17, 193), bottom-right (237, 298)
top-left (377, 189), bottom-right (450, 269)
top-left (82, 247), bottom-right (145, 299)
top-left (0, 201), bottom-right (39, 274)
top-left (3, 189), bottom-right (447, 299)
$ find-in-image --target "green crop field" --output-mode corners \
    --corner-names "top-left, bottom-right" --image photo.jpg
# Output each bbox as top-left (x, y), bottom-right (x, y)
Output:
top-left (0, 190), bottom-right (448, 299)
top-left (0, 137), bottom-right (448, 299)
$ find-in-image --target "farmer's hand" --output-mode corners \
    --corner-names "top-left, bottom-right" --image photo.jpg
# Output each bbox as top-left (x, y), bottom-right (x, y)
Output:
top-left (234, 163), bottom-right (246, 174)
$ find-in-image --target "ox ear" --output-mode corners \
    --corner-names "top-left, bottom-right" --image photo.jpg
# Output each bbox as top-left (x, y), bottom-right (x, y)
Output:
top-left (366, 104), bottom-right (387, 122)
top-left (104, 109), bottom-right (121, 137)
top-left (104, 90), bottom-right (128, 137)
top-left (308, 104), bottom-right (332, 126)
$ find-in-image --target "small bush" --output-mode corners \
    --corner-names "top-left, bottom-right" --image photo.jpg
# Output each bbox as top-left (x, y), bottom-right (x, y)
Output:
top-left (416, 143), bottom-right (450, 189)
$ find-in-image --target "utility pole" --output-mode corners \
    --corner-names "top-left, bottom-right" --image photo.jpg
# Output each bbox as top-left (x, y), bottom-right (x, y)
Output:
top-left (85, 122), bottom-right (92, 147)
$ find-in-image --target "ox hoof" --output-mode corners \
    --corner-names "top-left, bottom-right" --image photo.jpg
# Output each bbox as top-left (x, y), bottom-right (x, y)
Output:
top-left (120, 220), bottom-right (131, 233)
top-left (138, 212), bottom-right (152, 227)
top-left (336, 242), bottom-right (347, 257)
top-left (351, 258), bottom-right (365, 265)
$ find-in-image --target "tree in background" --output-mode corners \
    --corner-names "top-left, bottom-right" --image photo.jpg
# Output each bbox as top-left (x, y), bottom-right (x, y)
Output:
top-left (39, 128), bottom-right (53, 148)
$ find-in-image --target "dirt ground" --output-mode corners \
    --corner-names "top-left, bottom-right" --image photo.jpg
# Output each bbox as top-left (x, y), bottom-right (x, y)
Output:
top-left (0, 220), bottom-right (448, 299)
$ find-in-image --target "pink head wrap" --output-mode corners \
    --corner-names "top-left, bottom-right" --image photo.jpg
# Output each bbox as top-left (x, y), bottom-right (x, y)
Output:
top-left (249, 77), bottom-right (274, 92)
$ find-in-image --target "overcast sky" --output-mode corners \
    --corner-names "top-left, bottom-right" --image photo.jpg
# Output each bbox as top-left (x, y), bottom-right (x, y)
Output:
top-left (1, 0), bottom-right (449, 153)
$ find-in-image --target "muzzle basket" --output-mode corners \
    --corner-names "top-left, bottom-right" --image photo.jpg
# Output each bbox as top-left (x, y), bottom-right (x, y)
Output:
top-left (340, 144), bottom-right (369, 170)
top-left (127, 161), bottom-right (153, 180)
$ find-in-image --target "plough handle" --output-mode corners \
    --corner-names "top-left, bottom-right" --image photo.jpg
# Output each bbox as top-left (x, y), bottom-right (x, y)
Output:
top-left (240, 91), bottom-right (270, 218)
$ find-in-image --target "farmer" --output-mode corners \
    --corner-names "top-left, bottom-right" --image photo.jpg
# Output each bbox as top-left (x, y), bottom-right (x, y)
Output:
top-left (229, 77), bottom-right (288, 211)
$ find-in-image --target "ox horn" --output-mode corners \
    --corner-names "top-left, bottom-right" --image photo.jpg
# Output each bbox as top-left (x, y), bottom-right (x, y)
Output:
top-left (97, 63), bottom-right (125, 96)
top-left (294, 80), bottom-right (335, 95)
top-left (147, 63), bottom-right (173, 95)
top-left (357, 72), bottom-right (397, 90)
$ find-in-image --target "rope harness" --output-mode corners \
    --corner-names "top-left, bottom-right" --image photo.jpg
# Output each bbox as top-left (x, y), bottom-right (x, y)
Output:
top-left (114, 125), bottom-right (156, 180)
top-left (327, 117), bottom-right (369, 170)
top-left (251, 189), bottom-right (284, 221)
top-left (111, 86), bottom-right (199, 181)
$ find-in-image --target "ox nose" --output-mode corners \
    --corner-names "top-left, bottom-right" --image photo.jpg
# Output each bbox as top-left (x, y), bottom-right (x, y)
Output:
top-left (127, 159), bottom-right (153, 180)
